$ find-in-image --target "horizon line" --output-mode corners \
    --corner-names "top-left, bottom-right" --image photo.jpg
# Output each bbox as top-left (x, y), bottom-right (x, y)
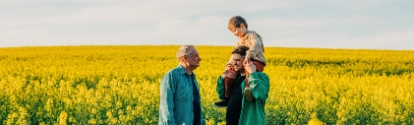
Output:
top-left (1, 44), bottom-right (413, 51)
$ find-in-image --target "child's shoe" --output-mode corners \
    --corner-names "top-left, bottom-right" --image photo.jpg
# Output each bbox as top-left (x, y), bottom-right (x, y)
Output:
top-left (214, 99), bottom-right (229, 108)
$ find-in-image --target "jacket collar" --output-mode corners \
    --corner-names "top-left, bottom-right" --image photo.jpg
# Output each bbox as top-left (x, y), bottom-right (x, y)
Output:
top-left (177, 64), bottom-right (196, 77)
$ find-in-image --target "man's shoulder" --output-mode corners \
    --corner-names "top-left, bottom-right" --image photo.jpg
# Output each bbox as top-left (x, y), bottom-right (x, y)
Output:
top-left (250, 72), bottom-right (269, 78)
top-left (163, 67), bottom-right (183, 78)
top-left (161, 68), bottom-right (182, 85)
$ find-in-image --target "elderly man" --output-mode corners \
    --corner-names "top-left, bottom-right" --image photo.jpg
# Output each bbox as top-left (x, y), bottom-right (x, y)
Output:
top-left (158, 45), bottom-right (204, 125)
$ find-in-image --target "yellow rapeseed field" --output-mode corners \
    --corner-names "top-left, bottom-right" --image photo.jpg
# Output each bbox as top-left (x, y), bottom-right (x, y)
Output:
top-left (0, 45), bottom-right (413, 124)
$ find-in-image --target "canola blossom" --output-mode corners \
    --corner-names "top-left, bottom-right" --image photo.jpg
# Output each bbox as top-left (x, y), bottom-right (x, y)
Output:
top-left (0, 46), bottom-right (413, 124)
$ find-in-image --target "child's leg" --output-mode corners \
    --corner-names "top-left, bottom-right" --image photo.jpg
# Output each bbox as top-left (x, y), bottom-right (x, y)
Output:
top-left (214, 66), bottom-right (234, 108)
top-left (224, 78), bottom-right (234, 98)
top-left (253, 61), bottom-right (265, 72)
top-left (244, 61), bottom-right (265, 101)
top-left (245, 61), bottom-right (265, 87)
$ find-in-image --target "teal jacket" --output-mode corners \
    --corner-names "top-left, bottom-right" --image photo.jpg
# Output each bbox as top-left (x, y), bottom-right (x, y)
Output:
top-left (216, 72), bottom-right (270, 125)
top-left (159, 65), bottom-right (204, 125)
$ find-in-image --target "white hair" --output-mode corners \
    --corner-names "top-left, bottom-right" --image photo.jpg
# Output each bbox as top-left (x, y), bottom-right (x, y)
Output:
top-left (176, 45), bottom-right (195, 62)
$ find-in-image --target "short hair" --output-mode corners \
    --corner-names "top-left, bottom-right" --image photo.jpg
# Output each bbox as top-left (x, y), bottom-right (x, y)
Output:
top-left (176, 45), bottom-right (195, 62)
top-left (228, 16), bottom-right (248, 31)
top-left (231, 46), bottom-right (249, 57)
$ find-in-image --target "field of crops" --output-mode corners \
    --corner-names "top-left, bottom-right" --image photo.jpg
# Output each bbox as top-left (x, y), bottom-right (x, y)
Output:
top-left (1, 45), bottom-right (413, 125)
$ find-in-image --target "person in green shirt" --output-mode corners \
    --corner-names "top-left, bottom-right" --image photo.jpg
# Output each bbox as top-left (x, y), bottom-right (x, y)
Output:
top-left (216, 46), bottom-right (270, 125)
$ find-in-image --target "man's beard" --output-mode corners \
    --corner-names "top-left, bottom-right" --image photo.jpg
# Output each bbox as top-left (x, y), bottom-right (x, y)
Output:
top-left (236, 68), bottom-right (245, 73)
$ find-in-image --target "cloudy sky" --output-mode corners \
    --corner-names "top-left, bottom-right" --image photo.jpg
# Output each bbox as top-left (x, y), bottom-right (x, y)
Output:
top-left (1, 0), bottom-right (413, 50)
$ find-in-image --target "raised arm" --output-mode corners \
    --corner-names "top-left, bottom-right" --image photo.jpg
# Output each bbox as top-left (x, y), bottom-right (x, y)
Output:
top-left (247, 72), bottom-right (270, 103)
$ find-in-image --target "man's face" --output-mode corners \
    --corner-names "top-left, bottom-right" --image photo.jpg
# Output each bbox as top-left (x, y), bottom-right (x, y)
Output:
top-left (185, 47), bottom-right (202, 68)
top-left (231, 53), bottom-right (245, 72)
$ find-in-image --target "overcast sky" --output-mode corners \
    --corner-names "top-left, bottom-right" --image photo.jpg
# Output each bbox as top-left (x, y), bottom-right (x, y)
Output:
top-left (1, 0), bottom-right (413, 50)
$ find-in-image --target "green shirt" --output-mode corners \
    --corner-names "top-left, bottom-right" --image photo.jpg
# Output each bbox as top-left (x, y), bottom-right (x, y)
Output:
top-left (240, 72), bottom-right (270, 125)
top-left (216, 72), bottom-right (270, 125)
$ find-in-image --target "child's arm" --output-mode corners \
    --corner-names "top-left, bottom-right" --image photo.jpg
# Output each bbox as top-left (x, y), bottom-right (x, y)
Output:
top-left (246, 33), bottom-right (264, 60)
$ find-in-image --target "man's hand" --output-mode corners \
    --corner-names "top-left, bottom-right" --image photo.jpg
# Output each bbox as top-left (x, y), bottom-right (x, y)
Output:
top-left (222, 69), bottom-right (236, 79)
top-left (244, 60), bottom-right (256, 73)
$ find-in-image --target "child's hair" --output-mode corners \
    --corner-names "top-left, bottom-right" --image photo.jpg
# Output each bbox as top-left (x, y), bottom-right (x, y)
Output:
top-left (228, 16), bottom-right (248, 31)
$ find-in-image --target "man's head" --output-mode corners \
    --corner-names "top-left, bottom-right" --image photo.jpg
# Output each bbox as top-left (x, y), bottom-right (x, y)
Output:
top-left (231, 46), bottom-right (249, 72)
top-left (176, 45), bottom-right (202, 69)
top-left (228, 16), bottom-right (248, 38)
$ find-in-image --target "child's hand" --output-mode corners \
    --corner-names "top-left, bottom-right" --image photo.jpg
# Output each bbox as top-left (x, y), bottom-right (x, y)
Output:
top-left (244, 60), bottom-right (256, 73)
top-left (243, 56), bottom-right (251, 67)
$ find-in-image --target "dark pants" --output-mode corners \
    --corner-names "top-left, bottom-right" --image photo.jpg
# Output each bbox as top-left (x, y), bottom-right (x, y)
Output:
top-left (226, 91), bottom-right (243, 125)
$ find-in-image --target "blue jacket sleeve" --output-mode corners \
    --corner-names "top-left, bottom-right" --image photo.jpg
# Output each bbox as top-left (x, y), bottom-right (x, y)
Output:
top-left (159, 72), bottom-right (176, 125)
top-left (248, 72), bottom-right (270, 102)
